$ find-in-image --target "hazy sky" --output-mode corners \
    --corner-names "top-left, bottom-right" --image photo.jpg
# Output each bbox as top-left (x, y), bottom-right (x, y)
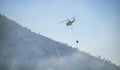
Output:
top-left (0, 0), bottom-right (120, 66)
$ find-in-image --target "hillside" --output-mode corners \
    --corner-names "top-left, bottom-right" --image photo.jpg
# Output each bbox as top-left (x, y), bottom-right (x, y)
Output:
top-left (0, 14), bottom-right (120, 70)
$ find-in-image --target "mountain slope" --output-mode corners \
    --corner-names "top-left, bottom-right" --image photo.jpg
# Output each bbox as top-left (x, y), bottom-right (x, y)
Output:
top-left (0, 14), bottom-right (120, 70)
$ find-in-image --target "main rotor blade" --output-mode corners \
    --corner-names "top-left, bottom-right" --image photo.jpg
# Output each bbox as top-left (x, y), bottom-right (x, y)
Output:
top-left (59, 15), bottom-right (78, 24)
top-left (59, 19), bottom-right (70, 24)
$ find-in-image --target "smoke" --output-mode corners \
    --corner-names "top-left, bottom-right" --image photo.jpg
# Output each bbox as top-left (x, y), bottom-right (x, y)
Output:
top-left (1, 48), bottom-right (120, 70)
top-left (0, 52), bottom-right (106, 70)
top-left (0, 52), bottom-right (88, 70)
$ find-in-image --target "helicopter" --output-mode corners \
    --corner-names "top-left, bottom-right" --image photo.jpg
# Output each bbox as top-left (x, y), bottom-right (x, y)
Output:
top-left (60, 16), bottom-right (79, 43)
top-left (60, 17), bottom-right (75, 26)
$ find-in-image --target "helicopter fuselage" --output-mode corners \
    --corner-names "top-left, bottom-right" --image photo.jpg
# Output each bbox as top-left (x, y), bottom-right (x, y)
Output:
top-left (66, 21), bottom-right (72, 26)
